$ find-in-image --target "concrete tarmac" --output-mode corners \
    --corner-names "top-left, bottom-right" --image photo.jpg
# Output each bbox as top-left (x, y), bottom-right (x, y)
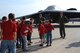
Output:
top-left (17, 28), bottom-right (80, 53)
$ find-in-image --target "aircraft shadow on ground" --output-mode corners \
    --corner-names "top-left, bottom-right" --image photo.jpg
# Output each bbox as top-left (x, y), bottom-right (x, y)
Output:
top-left (65, 41), bottom-right (80, 49)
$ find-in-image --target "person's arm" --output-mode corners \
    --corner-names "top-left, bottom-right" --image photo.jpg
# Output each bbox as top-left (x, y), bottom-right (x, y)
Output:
top-left (13, 23), bottom-right (17, 42)
top-left (50, 24), bottom-right (54, 30)
top-left (0, 26), bottom-right (2, 40)
top-left (14, 32), bottom-right (17, 41)
top-left (64, 16), bottom-right (69, 23)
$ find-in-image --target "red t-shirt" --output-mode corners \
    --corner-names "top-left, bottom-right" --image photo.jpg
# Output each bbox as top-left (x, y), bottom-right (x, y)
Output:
top-left (20, 23), bottom-right (28, 36)
top-left (44, 24), bottom-right (48, 33)
top-left (1, 20), bottom-right (17, 40)
top-left (45, 23), bottom-right (54, 32)
top-left (16, 22), bottom-right (21, 37)
top-left (27, 25), bottom-right (33, 36)
top-left (38, 24), bottom-right (46, 35)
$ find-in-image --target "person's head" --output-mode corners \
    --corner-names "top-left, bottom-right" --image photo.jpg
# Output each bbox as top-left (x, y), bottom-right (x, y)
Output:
top-left (2, 16), bottom-right (7, 21)
top-left (30, 18), bottom-right (34, 24)
top-left (49, 19), bottom-right (53, 23)
top-left (44, 20), bottom-right (49, 24)
top-left (21, 16), bottom-right (26, 21)
top-left (25, 21), bottom-right (31, 26)
top-left (40, 20), bottom-right (44, 24)
top-left (22, 16), bottom-right (26, 20)
top-left (8, 13), bottom-right (15, 20)
top-left (30, 18), bottom-right (33, 21)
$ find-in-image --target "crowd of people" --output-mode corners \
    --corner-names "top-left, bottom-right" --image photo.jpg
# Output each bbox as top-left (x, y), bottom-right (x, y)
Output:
top-left (0, 11), bottom-right (68, 53)
top-left (0, 13), bottom-right (55, 53)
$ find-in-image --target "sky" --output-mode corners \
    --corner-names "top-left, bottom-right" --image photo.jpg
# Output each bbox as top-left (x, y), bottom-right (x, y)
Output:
top-left (0, 0), bottom-right (80, 19)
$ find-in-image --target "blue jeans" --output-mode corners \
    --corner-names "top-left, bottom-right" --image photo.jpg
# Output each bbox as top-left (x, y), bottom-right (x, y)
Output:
top-left (21, 36), bottom-right (28, 50)
top-left (1, 40), bottom-right (16, 53)
top-left (16, 36), bottom-right (22, 48)
top-left (47, 31), bottom-right (52, 45)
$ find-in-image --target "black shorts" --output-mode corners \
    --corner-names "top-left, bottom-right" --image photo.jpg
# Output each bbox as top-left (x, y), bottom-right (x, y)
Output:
top-left (39, 34), bottom-right (44, 39)
top-left (27, 35), bottom-right (31, 41)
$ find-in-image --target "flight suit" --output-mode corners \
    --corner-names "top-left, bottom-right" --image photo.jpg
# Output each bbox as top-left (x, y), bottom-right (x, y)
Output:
top-left (59, 16), bottom-right (66, 39)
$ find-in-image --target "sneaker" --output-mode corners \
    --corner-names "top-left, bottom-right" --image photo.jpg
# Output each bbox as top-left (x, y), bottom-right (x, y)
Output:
top-left (49, 44), bottom-right (51, 46)
top-left (46, 45), bottom-right (49, 47)
top-left (62, 37), bottom-right (65, 39)
top-left (30, 42), bottom-right (33, 43)
top-left (39, 44), bottom-right (43, 46)
top-left (28, 43), bottom-right (31, 45)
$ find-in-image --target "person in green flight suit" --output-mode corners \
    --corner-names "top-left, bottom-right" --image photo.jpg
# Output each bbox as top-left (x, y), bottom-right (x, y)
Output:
top-left (59, 12), bottom-right (68, 39)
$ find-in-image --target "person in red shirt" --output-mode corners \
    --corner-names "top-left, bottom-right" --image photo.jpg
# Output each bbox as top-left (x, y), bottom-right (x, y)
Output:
top-left (1, 13), bottom-right (17, 53)
top-left (16, 20), bottom-right (22, 48)
top-left (20, 17), bottom-right (28, 51)
top-left (29, 18), bottom-right (34, 43)
top-left (38, 21), bottom-right (46, 46)
top-left (26, 21), bottom-right (33, 45)
top-left (44, 21), bottom-right (48, 43)
top-left (0, 16), bottom-right (7, 40)
top-left (0, 16), bottom-right (7, 52)
top-left (45, 20), bottom-right (54, 46)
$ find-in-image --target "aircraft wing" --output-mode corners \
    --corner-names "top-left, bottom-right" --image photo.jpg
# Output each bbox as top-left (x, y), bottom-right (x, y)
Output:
top-left (17, 5), bottom-right (80, 24)
top-left (42, 10), bottom-right (80, 23)
top-left (17, 10), bottom-right (80, 24)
